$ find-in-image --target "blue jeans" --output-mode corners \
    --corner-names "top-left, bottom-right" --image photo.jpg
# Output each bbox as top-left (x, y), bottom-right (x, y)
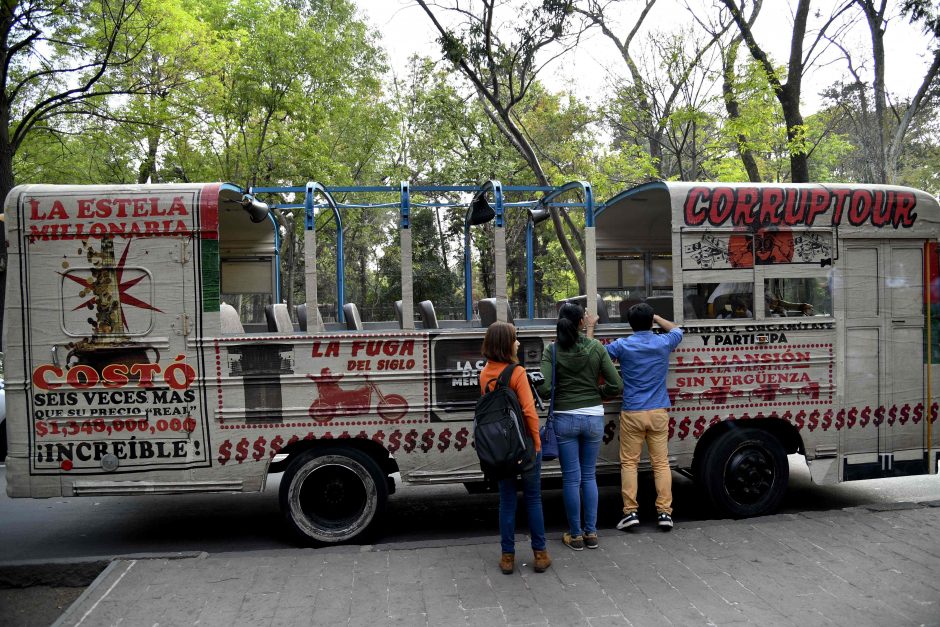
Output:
top-left (497, 452), bottom-right (546, 553)
top-left (554, 413), bottom-right (604, 537)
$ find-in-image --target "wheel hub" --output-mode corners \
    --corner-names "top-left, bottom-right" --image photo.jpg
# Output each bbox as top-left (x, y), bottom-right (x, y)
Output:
top-left (726, 446), bottom-right (774, 505)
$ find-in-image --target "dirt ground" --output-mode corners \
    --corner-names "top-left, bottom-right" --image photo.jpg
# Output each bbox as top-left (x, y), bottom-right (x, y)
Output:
top-left (0, 586), bottom-right (84, 626)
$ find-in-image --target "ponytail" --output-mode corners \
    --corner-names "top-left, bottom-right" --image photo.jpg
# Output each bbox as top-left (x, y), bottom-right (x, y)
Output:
top-left (556, 302), bottom-right (584, 349)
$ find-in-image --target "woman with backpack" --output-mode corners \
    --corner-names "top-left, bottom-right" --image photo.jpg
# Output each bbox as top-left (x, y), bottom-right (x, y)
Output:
top-left (479, 321), bottom-right (551, 575)
top-left (539, 303), bottom-right (622, 550)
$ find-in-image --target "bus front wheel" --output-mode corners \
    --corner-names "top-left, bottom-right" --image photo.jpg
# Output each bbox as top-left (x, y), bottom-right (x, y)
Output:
top-left (700, 428), bottom-right (788, 518)
top-left (280, 447), bottom-right (388, 545)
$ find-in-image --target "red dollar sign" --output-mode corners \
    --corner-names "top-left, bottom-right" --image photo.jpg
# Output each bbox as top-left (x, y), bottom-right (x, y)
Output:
top-left (388, 430), bottom-right (402, 453)
top-left (234, 438), bottom-right (249, 463)
top-left (678, 417), bottom-right (690, 440)
top-left (912, 403), bottom-right (924, 424)
top-left (217, 440), bottom-right (231, 465)
top-left (834, 409), bottom-right (845, 430)
top-left (874, 406), bottom-right (885, 426)
top-left (287, 435), bottom-right (300, 446)
top-left (860, 406), bottom-right (872, 427)
top-left (420, 429), bottom-right (434, 452)
top-left (454, 427), bottom-right (469, 451)
top-left (847, 407), bottom-right (858, 428)
top-left (252, 436), bottom-right (267, 461)
top-left (807, 409), bottom-right (820, 431)
top-left (437, 428), bottom-right (452, 452)
top-left (692, 417), bottom-right (706, 438)
top-left (795, 410), bottom-right (807, 431)
top-left (603, 421), bottom-right (616, 444)
top-left (668, 417), bottom-right (676, 440)
top-left (372, 430), bottom-right (386, 444)
top-left (899, 404), bottom-right (910, 425)
top-left (403, 429), bottom-right (418, 453)
top-left (887, 405), bottom-right (897, 426)
top-left (356, 430), bottom-right (368, 439)
top-left (270, 435), bottom-right (284, 457)
top-left (821, 409), bottom-right (832, 431)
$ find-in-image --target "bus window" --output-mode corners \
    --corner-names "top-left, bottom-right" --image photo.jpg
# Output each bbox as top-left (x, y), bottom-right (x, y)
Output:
top-left (763, 277), bottom-right (831, 317)
top-left (683, 282), bottom-right (753, 320)
top-left (651, 255), bottom-right (673, 294)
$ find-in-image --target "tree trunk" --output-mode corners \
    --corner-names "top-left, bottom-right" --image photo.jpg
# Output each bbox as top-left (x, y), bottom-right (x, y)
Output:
top-left (722, 42), bottom-right (761, 182)
top-left (780, 91), bottom-right (810, 182)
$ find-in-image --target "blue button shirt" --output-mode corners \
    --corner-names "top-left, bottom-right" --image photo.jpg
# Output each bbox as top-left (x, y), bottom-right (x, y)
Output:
top-left (606, 328), bottom-right (683, 411)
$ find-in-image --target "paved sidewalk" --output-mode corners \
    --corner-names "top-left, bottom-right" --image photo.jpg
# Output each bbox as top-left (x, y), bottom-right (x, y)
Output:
top-left (55, 503), bottom-right (940, 627)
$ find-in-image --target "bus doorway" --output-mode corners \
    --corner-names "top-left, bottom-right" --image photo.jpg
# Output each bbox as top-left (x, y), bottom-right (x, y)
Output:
top-left (843, 239), bottom-right (927, 479)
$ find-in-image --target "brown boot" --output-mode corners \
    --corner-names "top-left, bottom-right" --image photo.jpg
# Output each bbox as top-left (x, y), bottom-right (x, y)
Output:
top-left (499, 553), bottom-right (514, 574)
top-left (533, 549), bottom-right (551, 573)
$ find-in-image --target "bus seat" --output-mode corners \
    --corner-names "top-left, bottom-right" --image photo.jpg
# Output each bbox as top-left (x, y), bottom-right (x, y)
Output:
top-left (264, 304), bottom-right (293, 333)
top-left (266, 303), bottom-right (293, 333)
top-left (557, 294), bottom-right (609, 323)
top-left (418, 300), bottom-right (439, 329)
top-left (394, 300), bottom-right (403, 328)
top-left (619, 298), bottom-right (642, 321)
top-left (686, 294), bottom-right (707, 319)
top-left (295, 304), bottom-right (325, 333)
top-left (478, 298), bottom-right (513, 327)
top-left (343, 303), bottom-right (363, 331)
top-left (220, 302), bottom-right (244, 334)
top-left (645, 296), bottom-right (674, 321)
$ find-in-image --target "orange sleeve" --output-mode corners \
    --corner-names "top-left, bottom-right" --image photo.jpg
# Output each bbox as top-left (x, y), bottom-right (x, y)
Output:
top-left (511, 367), bottom-right (541, 451)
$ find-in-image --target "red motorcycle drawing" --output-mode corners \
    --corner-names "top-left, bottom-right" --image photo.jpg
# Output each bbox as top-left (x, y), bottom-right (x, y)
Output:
top-left (307, 368), bottom-right (408, 423)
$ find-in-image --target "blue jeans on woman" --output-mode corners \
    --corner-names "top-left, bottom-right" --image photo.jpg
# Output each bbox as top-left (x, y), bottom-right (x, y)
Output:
top-left (554, 413), bottom-right (604, 537)
top-left (497, 452), bottom-right (546, 553)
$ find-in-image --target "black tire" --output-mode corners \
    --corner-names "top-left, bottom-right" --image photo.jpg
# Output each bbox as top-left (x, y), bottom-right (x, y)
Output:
top-left (279, 447), bottom-right (388, 545)
top-left (700, 428), bottom-right (788, 517)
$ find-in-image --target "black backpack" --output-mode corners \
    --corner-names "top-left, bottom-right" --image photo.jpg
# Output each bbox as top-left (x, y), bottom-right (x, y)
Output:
top-left (473, 364), bottom-right (534, 479)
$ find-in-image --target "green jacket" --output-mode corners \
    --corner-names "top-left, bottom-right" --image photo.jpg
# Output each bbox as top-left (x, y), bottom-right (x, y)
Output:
top-left (537, 335), bottom-right (623, 412)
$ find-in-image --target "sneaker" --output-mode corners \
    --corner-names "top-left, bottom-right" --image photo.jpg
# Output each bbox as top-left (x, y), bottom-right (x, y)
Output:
top-left (616, 512), bottom-right (639, 531)
top-left (562, 533), bottom-right (584, 551)
top-left (583, 533), bottom-right (598, 549)
top-left (657, 513), bottom-right (674, 531)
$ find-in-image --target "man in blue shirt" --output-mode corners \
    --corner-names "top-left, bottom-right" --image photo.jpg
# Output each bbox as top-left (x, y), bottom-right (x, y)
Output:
top-left (605, 303), bottom-right (683, 531)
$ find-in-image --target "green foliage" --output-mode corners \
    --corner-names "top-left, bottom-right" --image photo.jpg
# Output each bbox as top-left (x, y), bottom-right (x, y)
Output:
top-left (11, 0), bottom-right (940, 322)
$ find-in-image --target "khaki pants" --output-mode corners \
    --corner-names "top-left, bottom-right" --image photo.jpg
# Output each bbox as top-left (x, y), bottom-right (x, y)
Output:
top-left (619, 409), bottom-right (672, 515)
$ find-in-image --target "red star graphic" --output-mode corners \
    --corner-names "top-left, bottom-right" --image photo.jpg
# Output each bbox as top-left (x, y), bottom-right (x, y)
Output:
top-left (60, 240), bottom-right (163, 331)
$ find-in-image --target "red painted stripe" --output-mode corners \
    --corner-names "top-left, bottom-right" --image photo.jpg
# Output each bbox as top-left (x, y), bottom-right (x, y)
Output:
top-left (199, 183), bottom-right (221, 240)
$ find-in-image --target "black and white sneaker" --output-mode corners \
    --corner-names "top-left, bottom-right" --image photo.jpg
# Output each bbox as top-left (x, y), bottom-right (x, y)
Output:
top-left (616, 512), bottom-right (639, 531)
top-left (657, 513), bottom-right (674, 531)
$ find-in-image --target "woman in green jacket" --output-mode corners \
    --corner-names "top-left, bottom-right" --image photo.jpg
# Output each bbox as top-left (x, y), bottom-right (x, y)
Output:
top-left (540, 302), bottom-right (622, 550)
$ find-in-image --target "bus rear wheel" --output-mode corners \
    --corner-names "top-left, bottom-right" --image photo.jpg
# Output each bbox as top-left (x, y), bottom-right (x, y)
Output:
top-left (700, 428), bottom-right (788, 518)
top-left (279, 447), bottom-right (388, 545)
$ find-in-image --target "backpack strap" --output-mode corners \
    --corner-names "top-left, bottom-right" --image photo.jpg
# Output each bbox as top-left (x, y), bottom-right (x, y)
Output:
top-left (496, 363), bottom-right (519, 389)
top-left (482, 362), bottom-right (518, 393)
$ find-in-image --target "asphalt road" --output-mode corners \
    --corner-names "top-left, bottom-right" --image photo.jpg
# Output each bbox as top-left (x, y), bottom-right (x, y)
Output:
top-left (1, 456), bottom-right (939, 563)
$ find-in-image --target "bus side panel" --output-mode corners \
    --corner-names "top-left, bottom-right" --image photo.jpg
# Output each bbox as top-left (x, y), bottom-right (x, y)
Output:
top-left (5, 186), bottom-right (214, 497)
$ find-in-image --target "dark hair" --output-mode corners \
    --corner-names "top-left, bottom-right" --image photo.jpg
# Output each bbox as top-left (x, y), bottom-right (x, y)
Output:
top-left (482, 321), bottom-right (518, 363)
top-left (556, 302), bottom-right (584, 349)
top-left (731, 295), bottom-right (748, 310)
top-left (627, 302), bottom-right (654, 331)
